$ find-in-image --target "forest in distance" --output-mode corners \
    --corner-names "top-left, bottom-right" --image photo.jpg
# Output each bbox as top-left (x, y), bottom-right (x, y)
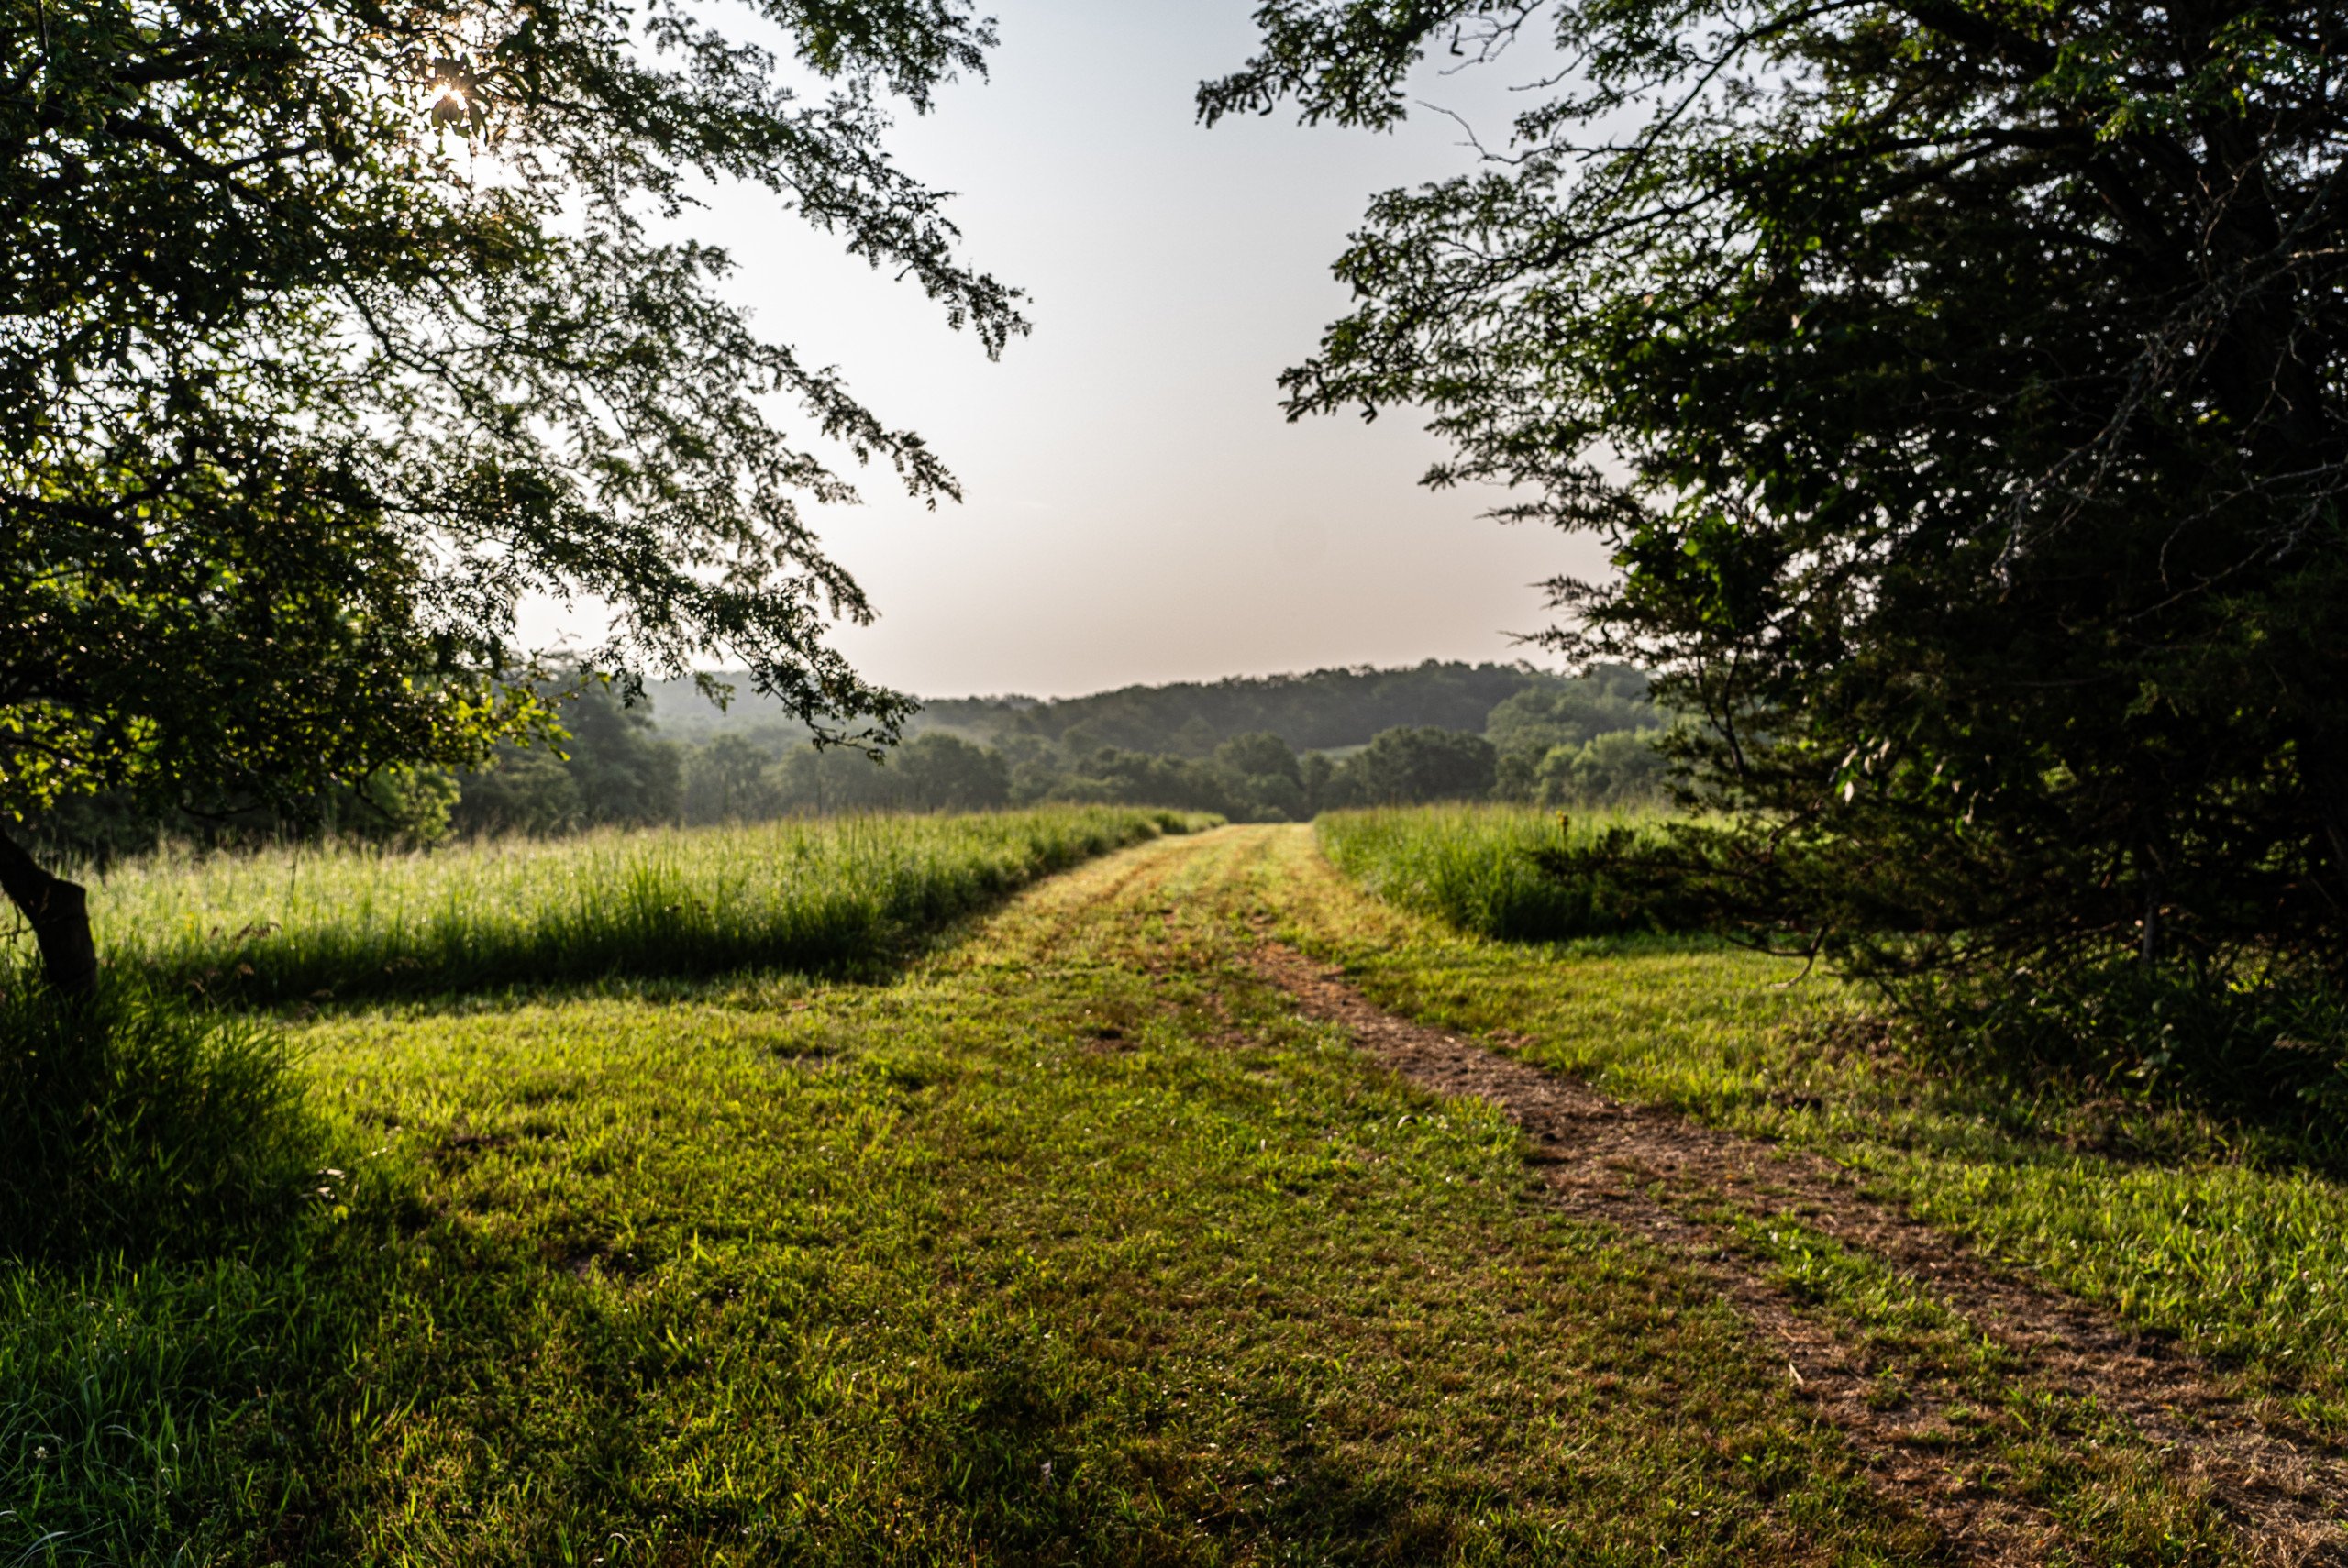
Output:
top-left (34, 661), bottom-right (1668, 857)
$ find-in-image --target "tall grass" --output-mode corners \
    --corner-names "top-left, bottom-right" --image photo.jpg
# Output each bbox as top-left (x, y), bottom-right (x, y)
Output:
top-left (0, 974), bottom-right (317, 1260)
top-left (81, 807), bottom-right (1210, 1004)
top-left (1316, 804), bottom-right (1685, 944)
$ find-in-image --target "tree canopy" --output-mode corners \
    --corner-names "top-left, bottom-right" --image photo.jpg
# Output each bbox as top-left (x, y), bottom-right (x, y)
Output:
top-left (2, 0), bottom-right (1022, 985)
top-left (1210, 1), bottom-right (2348, 1023)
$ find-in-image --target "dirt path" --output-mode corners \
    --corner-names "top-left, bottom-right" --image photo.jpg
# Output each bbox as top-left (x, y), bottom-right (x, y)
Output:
top-left (1252, 942), bottom-right (2348, 1567)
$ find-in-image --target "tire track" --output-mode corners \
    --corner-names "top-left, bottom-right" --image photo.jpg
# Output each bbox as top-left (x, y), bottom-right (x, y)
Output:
top-left (1252, 942), bottom-right (2348, 1566)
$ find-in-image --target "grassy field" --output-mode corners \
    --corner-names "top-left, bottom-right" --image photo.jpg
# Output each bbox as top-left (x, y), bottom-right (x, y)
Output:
top-left (82, 807), bottom-right (1206, 1003)
top-left (4, 819), bottom-right (2342, 1562)
top-left (1316, 805), bottom-right (1679, 943)
top-left (1301, 812), bottom-right (2348, 1443)
top-left (3, 826), bottom-right (1944, 1566)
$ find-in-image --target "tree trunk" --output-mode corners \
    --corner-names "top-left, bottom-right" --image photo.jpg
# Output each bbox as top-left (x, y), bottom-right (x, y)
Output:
top-left (0, 822), bottom-right (99, 998)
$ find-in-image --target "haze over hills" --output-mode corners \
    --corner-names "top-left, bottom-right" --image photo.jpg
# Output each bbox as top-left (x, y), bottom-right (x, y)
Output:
top-left (646, 661), bottom-right (1600, 756)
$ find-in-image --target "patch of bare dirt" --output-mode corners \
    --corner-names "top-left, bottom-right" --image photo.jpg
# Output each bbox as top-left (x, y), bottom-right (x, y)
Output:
top-left (1253, 943), bottom-right (2348, 1567)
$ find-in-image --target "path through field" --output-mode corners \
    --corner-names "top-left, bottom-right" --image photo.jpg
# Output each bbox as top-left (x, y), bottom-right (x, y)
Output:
top-left (1080, 825), bottom-right (2345, 1564)
top-left (264, 822), bottom-right (2347, 1564)
top-left (1249, 944), bottom-right (2348, 1565)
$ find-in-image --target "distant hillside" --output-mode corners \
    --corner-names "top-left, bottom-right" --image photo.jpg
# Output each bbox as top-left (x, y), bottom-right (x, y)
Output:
top-left (635, 674), bottom-right (825, 747)
top-left (646, 661), bottom-right (1580, 755)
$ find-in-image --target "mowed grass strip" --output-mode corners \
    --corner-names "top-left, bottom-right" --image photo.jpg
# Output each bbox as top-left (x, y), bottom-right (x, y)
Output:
top-left (83, 807), bottom-right (1208, 1004)
top-left (4, 831), bottom-right (1940, 1565)
top-left (1285, 814), bottom-right (2348, 1443)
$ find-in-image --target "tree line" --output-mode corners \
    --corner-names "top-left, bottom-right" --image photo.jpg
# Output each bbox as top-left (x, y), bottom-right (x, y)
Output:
top-left (27, 663), bottom-right (1669, 856)
top-left (646, 658), bottom-right (1625, 753)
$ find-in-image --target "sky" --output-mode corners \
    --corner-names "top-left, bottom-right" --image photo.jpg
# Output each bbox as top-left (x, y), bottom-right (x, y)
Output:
top-left (527, 1), bottom-right (1609, 701)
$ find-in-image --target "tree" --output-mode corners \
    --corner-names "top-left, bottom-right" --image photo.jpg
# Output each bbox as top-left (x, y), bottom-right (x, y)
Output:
top-left (1215, 732), bottom-right (1302, 785)
top-left (1342, 727), bottom-right (1498, 805)
top-left (683, 734), bottom-right (785, 825)
top-left (1208, 3), bottom-right (2348, 1020)
top-left (1487, 665), bottom-right (1659, 797)
top-left (1484, 667), bottom-right (1656, 758)
top-left (1300, 752), bottom-right (1344, 815)
top-left (451, 747), bottom-right (585, 839)
top-left (452, 677), bottom-right (685, 834)
top-left (893, 734), bottom-right (1011, 812)
top-left (771, 744), bottom-right (895, 814)
top-left (2, 0), bottom-right (1024, 989)
top-left (1216, 732), bottom-right (1309, 819)
top-left (1536, 731), bottom-right (1668, 810)
top-left (554, 682), bottom-right (683, 827)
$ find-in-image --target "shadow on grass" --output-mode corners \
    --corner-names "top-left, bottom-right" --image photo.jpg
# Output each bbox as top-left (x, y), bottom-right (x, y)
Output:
top-left (0, 974), bottom-right (321, 1264)
top-left (3, 1164), bottom-right (1490, 1565)
top-left (1, 1169), bottom-right (543, 1564)
top-left (241, 905), bottom-right (1003, 1025)
top-left (903, 1308), bottom-right (1460, 1565)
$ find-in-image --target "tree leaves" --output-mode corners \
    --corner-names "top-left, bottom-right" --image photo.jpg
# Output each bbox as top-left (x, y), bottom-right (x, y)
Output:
top-left (1219, 0), bottom-right (2348, 991)
top-left (1, 0), bottom-right (1022, 833)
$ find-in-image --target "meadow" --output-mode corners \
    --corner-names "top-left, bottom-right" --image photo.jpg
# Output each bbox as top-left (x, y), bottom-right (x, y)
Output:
top-left (4, 813), bottom-right (2344, 1563)
top-left (82, 807), bottom-right (1206, 1004)
top-left (2, 827), bottom-right (1944, 1566)
top-left (1315, 804), bottom-right (1680, 943)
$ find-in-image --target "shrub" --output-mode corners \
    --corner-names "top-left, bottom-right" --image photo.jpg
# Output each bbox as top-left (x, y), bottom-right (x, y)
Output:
top-left (1905, 960), bottom-right (2348, 1144)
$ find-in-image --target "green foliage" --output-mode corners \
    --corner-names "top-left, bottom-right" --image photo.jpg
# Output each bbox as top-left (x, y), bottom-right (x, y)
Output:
top-left (538, 681), bottom-right (683, 829)
top-left (1213, 732), bottom-right (1309, 820)
top-left (342, 767), bottom-right (462, 849)
top-left (962, 660), bottom-right (1556, 754)
top-left (1529, 729), bottom-right (1672, 809)
top-left (449, 745), bottom-right (584, 838)
top-left (452, 679), bottom-right (682, 837)
top-left (1333, 726), bottom-right (1498, 806)
top-left (1317, 805), bottom-right (1691, 942)
top-left (1025, 748), bottom-right (1254, 817)
top-left (682, 734), bottom-right (788, 823)
top-left (638, 665), bottom-right (1671, 826)
top-left (83, 808), bottom-right (1206, 1004)
top-left (767, 732), bottom-right (1013, 815)
top-left (1211, 0), bottom-right (2348, 1065)
top-left (0, 975), bottom-right (316, 1260)
top-left (430, 671), bottom-right (1674, 834)
top-left (1493, 727), bottom-right (1672, 808)
top-left (24, 766), bottom-right (466, 867)
top-left (4, 0), bottom-right (1024, 861)
top-left (1486, 667), bottom-right (1669, 806)
top-left (1482, 665), bottom-right (1657, 756)
top-left (1213, 730), bottom-right (1302, 787)
top-left (1905, 963), bottom-right (2348, 1147)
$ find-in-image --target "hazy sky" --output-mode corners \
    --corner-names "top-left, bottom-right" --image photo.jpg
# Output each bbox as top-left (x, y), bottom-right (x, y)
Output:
top-left (531, 1), bottom-right (1608, 700)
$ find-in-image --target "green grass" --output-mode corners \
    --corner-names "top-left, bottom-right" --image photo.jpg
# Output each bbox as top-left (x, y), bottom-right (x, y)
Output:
top-left (83, 807), bottom-right (1210, 1004)
top-left (6, 821), bottom-right (2321, 1562)
top-left (0, 976), bottom-right (316, 1259)
top-left (1315, 805), bottom-right (1680, 943)
top-left (1287, 809), bottom-right (2348, 1443)
top-left (3, 830), bottom-right (1956, 1565)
